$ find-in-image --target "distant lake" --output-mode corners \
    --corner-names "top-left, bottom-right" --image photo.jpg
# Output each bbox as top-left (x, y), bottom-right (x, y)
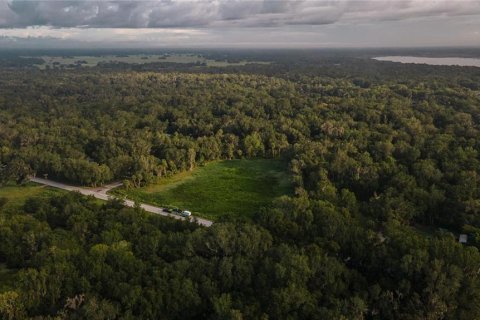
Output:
top-left (373, 56), bottom-right (480, 68)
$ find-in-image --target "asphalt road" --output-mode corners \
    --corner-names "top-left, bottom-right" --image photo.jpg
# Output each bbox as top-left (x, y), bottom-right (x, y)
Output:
top-left (30, 177), bottom-right (213, 227)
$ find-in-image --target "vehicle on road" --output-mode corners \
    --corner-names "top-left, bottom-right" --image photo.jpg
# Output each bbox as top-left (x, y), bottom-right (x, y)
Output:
top-left (181, 210), bottom-right (192, 217)
top-left (29, 177), bottom-right (214, 227)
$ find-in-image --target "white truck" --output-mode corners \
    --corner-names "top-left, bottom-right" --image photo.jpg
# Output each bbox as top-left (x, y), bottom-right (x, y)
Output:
top-left (181, 210), bottom-right (192, 218)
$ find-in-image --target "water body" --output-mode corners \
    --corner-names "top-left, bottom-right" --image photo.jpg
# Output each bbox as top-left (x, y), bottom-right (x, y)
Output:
top-left (373, 56), bottom-right (480, 68)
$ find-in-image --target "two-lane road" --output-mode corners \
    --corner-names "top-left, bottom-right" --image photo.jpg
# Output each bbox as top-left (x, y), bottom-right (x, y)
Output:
top-left (30, 177), bottom-right (213, 227)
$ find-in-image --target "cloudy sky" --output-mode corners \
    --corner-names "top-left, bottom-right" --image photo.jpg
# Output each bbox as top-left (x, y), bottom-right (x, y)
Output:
top-left (0, 0), bottom-right (479, 48)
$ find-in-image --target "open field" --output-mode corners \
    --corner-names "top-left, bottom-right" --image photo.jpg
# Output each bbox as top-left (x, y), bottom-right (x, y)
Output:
top-left (113, 159), bottom-right (293, 220)
top-left (0, 182), bottom-right (64, 210)
top-left (28, 54), bottom-right (270, 69)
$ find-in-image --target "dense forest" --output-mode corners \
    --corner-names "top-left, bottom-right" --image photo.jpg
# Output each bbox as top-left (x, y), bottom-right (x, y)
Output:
top-left (1, 50), bottom-right (480, 319)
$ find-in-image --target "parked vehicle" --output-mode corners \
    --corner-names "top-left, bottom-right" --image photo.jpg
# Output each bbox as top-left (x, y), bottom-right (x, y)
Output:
top-left (165, 207), bottom-right (191, 217)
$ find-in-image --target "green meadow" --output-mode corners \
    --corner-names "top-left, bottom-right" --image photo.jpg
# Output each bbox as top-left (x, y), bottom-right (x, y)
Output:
top-left (0, 182), bottom-right (64, 210)
top-left (113, 159), bottom-right (293, 220)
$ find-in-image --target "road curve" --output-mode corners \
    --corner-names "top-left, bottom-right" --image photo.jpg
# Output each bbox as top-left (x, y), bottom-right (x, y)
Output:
top-left (30, 177), bottom-right (213, 227)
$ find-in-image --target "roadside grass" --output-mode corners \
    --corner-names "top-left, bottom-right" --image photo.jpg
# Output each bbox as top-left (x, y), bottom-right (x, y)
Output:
top-left (113, 159), bottom-right (293, 220)
top-left (0, 182), bottom-right (64, 211)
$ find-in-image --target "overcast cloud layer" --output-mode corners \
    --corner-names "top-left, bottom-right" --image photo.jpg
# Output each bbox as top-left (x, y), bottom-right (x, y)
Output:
top-left (0, 0), bottom-right (479, 48)
top-left (2, 0), bottom-right (480, 28)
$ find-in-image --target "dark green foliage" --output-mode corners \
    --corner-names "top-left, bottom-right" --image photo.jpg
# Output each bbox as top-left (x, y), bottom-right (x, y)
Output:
top-left (1, 51), bottom-right (480, 318)
top-left (0, 192), bottom-right (479, 319)
top-left (1, 62), bottom-right (479, 227)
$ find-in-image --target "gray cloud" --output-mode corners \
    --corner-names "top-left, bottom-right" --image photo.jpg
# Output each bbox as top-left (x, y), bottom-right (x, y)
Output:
top-left (1, 0), bottom-right (480, 29)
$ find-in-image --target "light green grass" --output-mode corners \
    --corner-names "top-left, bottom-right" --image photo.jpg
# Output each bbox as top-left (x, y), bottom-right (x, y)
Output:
top-left (113, 159), bottom-right (293, 220)
top-left (0, 182), bottom-right (64, 210)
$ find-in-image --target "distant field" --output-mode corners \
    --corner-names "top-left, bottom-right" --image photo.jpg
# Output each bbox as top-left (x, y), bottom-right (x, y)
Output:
top-left (28, 54), bottom-right (269, 69)
top-left (0, 182), bottom-right (64, 210)
top-left (113, 159), bottom-right (293, 220)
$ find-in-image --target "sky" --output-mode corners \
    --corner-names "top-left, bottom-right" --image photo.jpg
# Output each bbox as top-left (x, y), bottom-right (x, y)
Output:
top-left (0, 0), bottom-right (479, 48)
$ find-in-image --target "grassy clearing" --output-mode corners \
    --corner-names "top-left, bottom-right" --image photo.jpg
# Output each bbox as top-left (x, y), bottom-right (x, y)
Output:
top-left (0, 182), bottom-right (64, 210)
top-left (113, 159), bottom-right (293, 220)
